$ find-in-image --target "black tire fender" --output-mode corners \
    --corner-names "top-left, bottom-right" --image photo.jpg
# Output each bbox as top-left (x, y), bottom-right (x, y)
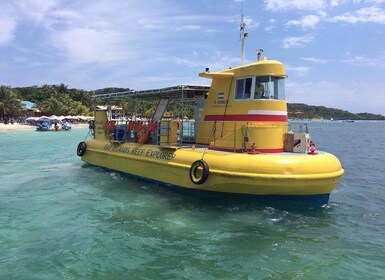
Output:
top-left (77, 141), bottom-right (86, 156)
top-left (189, 160), bottom-right (209, 184)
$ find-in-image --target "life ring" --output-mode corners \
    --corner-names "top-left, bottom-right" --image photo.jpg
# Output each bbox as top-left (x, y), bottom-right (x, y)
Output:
top-left (137, 126), bottom-right (149, 144)
top-left (77, 141), bottom-right (86, 156)
top-left (189, 160), bottom-right (209, 184)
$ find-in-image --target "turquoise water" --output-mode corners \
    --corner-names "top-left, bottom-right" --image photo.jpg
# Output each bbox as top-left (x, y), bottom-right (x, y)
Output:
top-left (1, 122), bottom-right (384, 279)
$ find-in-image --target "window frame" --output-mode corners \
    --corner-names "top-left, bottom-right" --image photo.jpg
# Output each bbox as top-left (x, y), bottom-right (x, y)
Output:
top-left (233, 76), bottom-right (286, 101)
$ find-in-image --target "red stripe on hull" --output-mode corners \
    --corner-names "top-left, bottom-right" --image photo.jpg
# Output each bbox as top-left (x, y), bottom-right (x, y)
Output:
top-left (204, 114), bottom-right (287, 122)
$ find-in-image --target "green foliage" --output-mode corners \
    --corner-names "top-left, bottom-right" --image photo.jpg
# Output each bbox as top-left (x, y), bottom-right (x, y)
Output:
top-left (287, 103), bottom-right (385, 120)
top-left (94, 87), bottom-right (131, 94)
top-left (5, 84), bottom-right (94, 117)
top-left (2, 84), bottom-right (385, 120)
top-left (0, 86), bottom-right (22, 117)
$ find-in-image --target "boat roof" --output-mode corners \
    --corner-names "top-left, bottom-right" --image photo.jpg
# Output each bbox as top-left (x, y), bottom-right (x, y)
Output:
top-left (93, 85), bottom-right (210, 101)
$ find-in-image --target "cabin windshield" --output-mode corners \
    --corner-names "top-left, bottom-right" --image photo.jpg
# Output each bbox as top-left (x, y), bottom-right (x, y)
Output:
top-left (234, 76), bottom-right (285, 100)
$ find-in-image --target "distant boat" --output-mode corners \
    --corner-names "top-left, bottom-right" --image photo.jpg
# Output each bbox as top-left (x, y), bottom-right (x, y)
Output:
top-left (61, 122), bottom-right (72, 131)
top-left (36, 119), bottom-right (51, 131)
top-left (35, 117), bottom-right (73, 131)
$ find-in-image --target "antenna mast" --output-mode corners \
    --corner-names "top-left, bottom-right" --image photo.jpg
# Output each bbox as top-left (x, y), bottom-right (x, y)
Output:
top-left (240, 1), bottom-right (248, 65)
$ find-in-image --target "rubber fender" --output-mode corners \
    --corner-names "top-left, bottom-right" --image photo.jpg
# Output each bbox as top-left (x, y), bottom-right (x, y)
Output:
top-left (77, 141), bottom-right (86, 156)
top-left (189, 159), bottom-right (209, 184)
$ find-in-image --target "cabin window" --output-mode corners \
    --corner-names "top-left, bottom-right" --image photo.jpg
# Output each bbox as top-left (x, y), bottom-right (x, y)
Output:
top-left (256, 76), bottom-right (286, 100)
top-left (273, 77), bottom-right (285, 100)
top-left (254, 77), bottom-right (268, 99)
top-left (234, 76), bottom-right (286, 100)
top-left (235, 77), bottom-right (253, 99)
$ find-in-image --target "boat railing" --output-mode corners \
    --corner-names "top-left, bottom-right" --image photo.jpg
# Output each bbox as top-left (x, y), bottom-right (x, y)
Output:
top-left (288, 123), bottom-right (309, 133)
top-left (194, 121), bottom-right (238, 151)
top-left (104, 119), bottom-right (288, 153)
top-left (104, 119), bottom-right (184, 145)
top-left (103, 119), bottom-right (237, 148)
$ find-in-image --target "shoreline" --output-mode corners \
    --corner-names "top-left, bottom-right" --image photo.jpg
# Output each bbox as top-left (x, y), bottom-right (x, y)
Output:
top-left (0, 123), bottom-right (89, 132)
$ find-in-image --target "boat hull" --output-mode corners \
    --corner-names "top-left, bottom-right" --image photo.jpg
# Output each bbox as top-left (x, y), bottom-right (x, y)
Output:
top-left (80, 139), bottom-right (344, 206)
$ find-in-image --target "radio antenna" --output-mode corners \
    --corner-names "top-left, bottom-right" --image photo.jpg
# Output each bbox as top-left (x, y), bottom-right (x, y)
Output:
top-left (240, 1), bottom-right (248, 65)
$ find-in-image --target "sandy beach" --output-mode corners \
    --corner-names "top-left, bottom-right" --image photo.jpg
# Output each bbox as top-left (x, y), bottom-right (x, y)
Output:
top-left (0, 123), bottom-right (36, 131)
top-left (0, 123), bottom-right (89, 132)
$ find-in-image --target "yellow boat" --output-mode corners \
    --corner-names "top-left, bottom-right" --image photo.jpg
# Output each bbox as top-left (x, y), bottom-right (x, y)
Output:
top-left (77, 52), bottom-right (344, 207)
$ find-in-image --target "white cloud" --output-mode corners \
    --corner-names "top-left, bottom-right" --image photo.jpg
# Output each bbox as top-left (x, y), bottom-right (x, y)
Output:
top-left (139, 18), bottom-right (163, 30)
top-left (175, 52), bottom-right (240, 71)
top-left (286, 65), bottom-right (312, 76)
top-left (175, 58), bottom-right (202, 68)
top-left (367, 0), bottom-right (385, 4)
top-left (0, 16), bottom-right (17, 45)
top-left (330, 0), bottom-right (341, 6)
top-left (52, 27), bottom-right (133, 64)
top-left (282, 35), bottom-right (313, 48)
top-left (301, 57), bottom-right (331, 63)
top-left (330, 6), bottom-right (385, 24)
top-left (286, 12), bottom-right (326, 29)
top-left (14, 0), bottom-right (59, 17)
top-left (243, 16), bottom-right (260, 30)
top-left (341, 53), bottom-right (385, 67)
top-left (264, 18), bottom-right (276, 32)
top-left (341, 55), bottom-right (373, 65)
top-left (13, 0), bottom-right (61, 30)
top-left (264, 0), bottom-right (326, 11)
top-left (178, 25), bottom-right (202, 31)
top-left (49, 9), bottom-right (82, 23)
top-left (264, 26), bottom-right (275, 32)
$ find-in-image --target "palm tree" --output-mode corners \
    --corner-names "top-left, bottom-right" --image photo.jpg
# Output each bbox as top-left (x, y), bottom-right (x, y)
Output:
top-left (0, 86), bottom-right (22, 122)
top-left (55, 83), bottom-right (68, 95)
top-left (68, 101), bottom-right (91, 115)
top-left (41, 97), bottom-right (66, 115)
top-left (73, 89), bottom-right (93, 108)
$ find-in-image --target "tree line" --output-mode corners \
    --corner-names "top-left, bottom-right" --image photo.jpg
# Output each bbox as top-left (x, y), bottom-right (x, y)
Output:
top-left (1, 84), bottom-right (384, 121)
top-left (0, 84), bottom-right (193, 121)
top-left (288, 103), bottom-right (385, 120)
top-left (0, 84), bottom-right (92, 120)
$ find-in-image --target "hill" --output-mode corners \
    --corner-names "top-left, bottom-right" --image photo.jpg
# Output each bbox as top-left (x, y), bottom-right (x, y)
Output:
top-left (2, 84), bottom-right (385, 120)
top-left (287, 103), bottom-right (385, 120)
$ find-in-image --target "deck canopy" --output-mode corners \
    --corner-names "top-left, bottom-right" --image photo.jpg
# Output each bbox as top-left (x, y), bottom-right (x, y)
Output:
top-left (93, 85), bottom-right (210, 102)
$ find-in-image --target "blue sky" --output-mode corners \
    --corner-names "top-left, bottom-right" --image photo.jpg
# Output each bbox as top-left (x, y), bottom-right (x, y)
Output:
top-left (1, 0), bottom-right (385, 114)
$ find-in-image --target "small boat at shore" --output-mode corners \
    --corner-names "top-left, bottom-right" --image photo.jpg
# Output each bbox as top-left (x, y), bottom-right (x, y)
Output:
top-left (77, 50), bottom-right (344, 207)
top-left (36, 118), bottom-right (51, 131)
top-left (61, 121), bottom-right (72, 131)
top-left (34, 117), bottom-right (73, 131)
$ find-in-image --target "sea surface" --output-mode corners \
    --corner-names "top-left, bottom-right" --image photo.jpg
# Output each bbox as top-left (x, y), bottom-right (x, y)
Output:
top-left (1, 122), bottom-right (384, 279)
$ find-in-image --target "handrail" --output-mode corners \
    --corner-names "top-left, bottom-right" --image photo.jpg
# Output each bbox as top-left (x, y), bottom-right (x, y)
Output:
top-left (288, 123), bottom-right (308, 133)
top-left (103, 119), bottom-right (289, 153)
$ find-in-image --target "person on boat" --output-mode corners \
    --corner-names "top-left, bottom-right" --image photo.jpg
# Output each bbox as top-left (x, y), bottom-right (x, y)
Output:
top-left (254, 81), bottom-right (264, 99)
